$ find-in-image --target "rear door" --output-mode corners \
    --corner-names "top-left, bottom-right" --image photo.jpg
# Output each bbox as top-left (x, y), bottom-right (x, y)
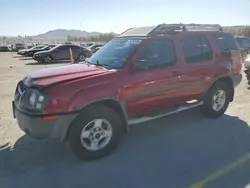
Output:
top-left (122, 38), bottom-right (183, 116)
top-left (212, 33), bottom-right (241, 74)
top-left (55, 45), bottom-right (70, 60)
top-left (175, 34), bottom-right (215, 99)
top-left (70, 45), bottom-right (81, 59)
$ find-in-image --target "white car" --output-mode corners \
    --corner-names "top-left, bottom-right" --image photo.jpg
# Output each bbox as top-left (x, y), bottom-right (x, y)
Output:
top-left (244, 55), bottom-right (250, 69)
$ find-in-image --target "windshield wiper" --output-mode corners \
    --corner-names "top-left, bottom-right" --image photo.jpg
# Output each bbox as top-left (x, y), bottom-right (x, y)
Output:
top-left (95, 60), bottom-right (111, 69)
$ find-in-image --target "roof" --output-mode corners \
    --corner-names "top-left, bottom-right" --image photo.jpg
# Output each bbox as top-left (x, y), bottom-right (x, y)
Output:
top-left (118, 23), bottom-right (223, 38)
top-left (119, 26), bottom-right (156, 37)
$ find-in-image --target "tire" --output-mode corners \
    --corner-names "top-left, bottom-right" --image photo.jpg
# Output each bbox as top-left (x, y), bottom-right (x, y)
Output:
top-left (246, 75), bottom-right (250, 81)
top-left (43, 55), bottom-right (53, 63)
top-left (201, 82), bottom-right (230, 118)
top-left (24, 53), bottom-right (28, 57)
top-left (66, 104), bottom-right (123, 161)
top-left (77, 54), bottom-right (86, 62)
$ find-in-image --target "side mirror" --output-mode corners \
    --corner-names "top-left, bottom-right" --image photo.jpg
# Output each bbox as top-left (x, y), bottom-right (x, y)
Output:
top-left (132, 59), bottom-right (147, 72)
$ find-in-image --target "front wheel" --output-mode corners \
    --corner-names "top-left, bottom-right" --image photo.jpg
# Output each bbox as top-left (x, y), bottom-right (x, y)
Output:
top-left (43, 55), bottom-right (53, 63)
top-left (77, 54), bottom-right (86, 62)
top-left (66, 104), bottom-right (123, 161)
top-left (201, 82), bottom-right (230, 118)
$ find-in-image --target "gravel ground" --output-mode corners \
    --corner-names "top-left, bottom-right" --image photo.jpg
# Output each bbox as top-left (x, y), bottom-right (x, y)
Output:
top-left (0, 52), bottom-right (250, 188)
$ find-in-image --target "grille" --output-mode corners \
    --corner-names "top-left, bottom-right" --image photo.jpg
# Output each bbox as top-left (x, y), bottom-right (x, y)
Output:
top-left (18, 82), bottom-right (27, 94)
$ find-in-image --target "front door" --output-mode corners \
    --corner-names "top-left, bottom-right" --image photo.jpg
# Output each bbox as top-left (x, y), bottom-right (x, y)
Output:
top-left (122, 38), bottom-right (183, 116)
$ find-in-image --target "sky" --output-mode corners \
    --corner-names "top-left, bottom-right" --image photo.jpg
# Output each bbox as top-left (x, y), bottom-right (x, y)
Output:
top-left (1, 0), bottom-right (250, 36)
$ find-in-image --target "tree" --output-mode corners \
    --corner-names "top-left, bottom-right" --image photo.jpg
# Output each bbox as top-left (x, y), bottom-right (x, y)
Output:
top-left (67, 35), bottom-right (72, 41)
top-left (242, 27), bottom-right (250, 37)
top-left (67, 32), bottom-right (117, 42)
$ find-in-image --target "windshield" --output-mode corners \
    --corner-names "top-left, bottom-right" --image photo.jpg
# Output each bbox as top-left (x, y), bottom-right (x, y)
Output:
top-left (87, 38), bottom-right (142, 69)
top-left (49, 44), bottom-right (59, 51)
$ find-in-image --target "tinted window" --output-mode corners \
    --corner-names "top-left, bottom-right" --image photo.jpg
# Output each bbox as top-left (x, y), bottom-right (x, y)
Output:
top-left (137, 39), bottom-right (175, 69)
top-left (182, 36), bottom-right (201, 63)
top-left (200, 37), bottom-right (213, 60)
top-left (213, 33), bottom-right (238, 52)
top-left (57, 46), bottom-right (69, 51)
top-left (182, 36), bottom-right (213, 63)
top-left (70, 46), bottom-right (80, 51)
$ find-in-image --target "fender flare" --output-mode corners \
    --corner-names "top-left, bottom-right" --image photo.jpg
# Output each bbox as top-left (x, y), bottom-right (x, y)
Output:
top-left (202, 76), bottom-right (234, 102)
top-left (62, 97), bottom-right (128, 141)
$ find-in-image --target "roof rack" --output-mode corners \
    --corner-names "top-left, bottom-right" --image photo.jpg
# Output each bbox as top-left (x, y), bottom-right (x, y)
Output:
top-left (118, 23), bottom-right (223, 37)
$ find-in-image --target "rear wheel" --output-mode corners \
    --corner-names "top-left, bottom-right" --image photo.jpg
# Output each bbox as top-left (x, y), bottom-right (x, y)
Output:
top-left (201, 82), bottom-right (230, 118)
top-left (66, 104), bottom-right (123, 161)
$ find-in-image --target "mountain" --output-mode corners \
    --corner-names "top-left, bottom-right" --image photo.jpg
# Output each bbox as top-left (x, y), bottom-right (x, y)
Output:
top-left (33, 29), bottom-right (100, 39)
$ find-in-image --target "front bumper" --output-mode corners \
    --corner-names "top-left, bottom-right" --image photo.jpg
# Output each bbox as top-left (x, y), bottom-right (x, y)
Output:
top-left (14, 104), bottom-right (77, 141)
top-left (17, 52), bottom-right (25, 55)
top-left (33, 55), bottom-right (43, 62)
top-left (231, 73), bottom-right (242, 87)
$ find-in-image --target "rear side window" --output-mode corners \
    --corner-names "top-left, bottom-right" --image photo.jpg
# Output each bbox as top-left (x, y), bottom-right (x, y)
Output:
top-left (58, 46), bottom-right (69, 51)
top-left (213, 33), bottom-right (238, 52)
top-left (70, 46), bottom-right (80, 51)
top-left (182, 35), bottom-right (213, 63)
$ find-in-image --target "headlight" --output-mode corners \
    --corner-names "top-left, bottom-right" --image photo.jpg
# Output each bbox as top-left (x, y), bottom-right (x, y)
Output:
top-left (27, 90), bottom-right (48, 110)
top-left (29, 92), bottom-right (37, 106)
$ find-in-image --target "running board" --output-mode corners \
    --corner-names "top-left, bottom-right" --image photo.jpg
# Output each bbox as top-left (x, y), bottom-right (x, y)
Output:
top-left (128, 100), bottom-right (203, 125)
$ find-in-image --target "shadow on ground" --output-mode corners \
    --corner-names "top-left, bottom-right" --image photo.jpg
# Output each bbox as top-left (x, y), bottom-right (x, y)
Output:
top-left (12, 55), bottom-right (22, 58)
top-left (25, 60), bottom-right (70, 65)
top-left (1, 109), bottom-right (250, 188)
top-left (19, 57), bottom-right (33, 60)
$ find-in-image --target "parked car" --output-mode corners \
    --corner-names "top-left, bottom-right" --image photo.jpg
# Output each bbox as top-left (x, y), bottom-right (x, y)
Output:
top-left (0, 44), bottom-right (10, 52)
top-left (13, 23), bottom-right (242, 161)
top-left (32, 44), bottom-right (92, 63)
top-left (92, 46), bottom-right (102, 53)
top-left (86, 42), bottom-right (94, 47)
top-left (25, 45), bottom-right (56, 57)
top-left (88, 44), bottom-right (104, 53)
top-left (244, 55), bottom-right (250, 85)
top-left (13, 43), bottom-right (26, 51)
top-left (26, 43), bottom-right (35, 49)
top-left (17, 45), bottom-right (45, 56)
top-left (235, 36), bottom-right (250, 62)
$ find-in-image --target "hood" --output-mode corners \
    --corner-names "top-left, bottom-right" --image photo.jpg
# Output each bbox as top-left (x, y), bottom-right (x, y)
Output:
top-left (24, 64), bottom-right (116, 88)
top-left (18, 49), bottom-right (28, 53)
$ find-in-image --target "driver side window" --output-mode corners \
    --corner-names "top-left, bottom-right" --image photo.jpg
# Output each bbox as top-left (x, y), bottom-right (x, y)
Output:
top-left (134, 39), bottom-right (176, 71)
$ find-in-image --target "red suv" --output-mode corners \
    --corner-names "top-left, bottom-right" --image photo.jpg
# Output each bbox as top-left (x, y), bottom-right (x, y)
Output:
top-left (13, 24), bottom-right (242, 161)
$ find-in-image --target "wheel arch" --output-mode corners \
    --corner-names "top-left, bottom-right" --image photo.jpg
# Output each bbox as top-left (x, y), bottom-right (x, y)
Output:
top-left (203, 76), bottom-right (234, 102)
top-left (64, 98), bottom-right (128, 141)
